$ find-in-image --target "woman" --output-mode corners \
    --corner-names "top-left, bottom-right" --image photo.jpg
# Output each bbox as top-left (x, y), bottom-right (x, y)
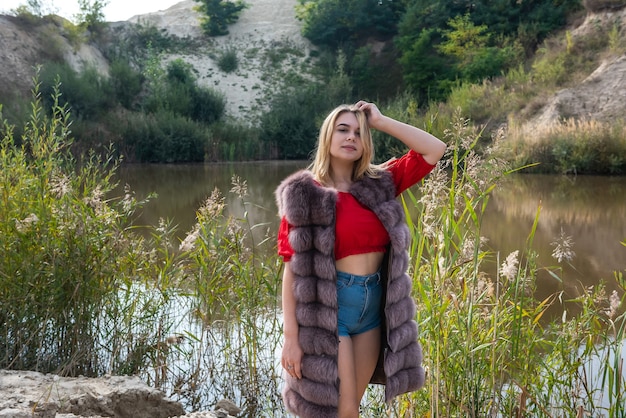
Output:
top-left (275, 101), bottom-right (446, 417)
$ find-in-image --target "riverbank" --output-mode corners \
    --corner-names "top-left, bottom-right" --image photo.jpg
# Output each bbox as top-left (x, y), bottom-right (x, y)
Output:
top-left (0, 370), bottom-right (240, 418)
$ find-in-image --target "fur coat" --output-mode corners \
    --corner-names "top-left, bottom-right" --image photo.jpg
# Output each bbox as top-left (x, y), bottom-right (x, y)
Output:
top-left (275, 169), bottom-right (425, 418)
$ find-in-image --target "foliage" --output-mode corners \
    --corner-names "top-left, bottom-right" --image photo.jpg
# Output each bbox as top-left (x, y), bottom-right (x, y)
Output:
top-left (11, 0), bottom-right (56, 17)
top-left (75, 0), bottom-right (108, 32)
top-left (113, 109), bottom-right (209, 163)
top-left (497, 118), bottom-right (626, 175)
top-left (105, 22), bottom-right (200, 67)
top-left (143, 58), bottom-right (226, 125)
top-left (0, 79), bottom-right (169, 376)
top-left (295, 0), bottom-right (405, 99)
top-left (394, 0), bottom-right (581, 101)
top-left (193, 0), bottom-right (247, 36)
top-left (437, 14), bottom-right (524, 83)
top-left (207, 121), bottom-right (265, 161)
top-left (39, 63), bottom-right (115, 120)
top-left (378, 111), bottom-right (626, 416)
top-left (259, 56), bottom-right (353, 159)
top-left (295, 0), bottom-right (403, 49)
top-left (217, 47), bottom-right (239, 73)
top-left (108, 59), bottom-right (144, 109)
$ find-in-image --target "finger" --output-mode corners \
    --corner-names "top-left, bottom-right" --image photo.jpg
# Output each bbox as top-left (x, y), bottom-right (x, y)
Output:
top-left (355, 101), bottom-right (369, 110)
top-left (294, 363), bottom-right (302, 379)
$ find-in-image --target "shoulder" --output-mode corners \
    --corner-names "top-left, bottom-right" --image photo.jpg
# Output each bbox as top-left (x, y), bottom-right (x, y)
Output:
top-left (383, 150), bottom-right (436, 194)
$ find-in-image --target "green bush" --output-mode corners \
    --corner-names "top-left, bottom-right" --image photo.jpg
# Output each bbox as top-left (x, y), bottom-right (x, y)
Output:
top-left (259, 85), bottom-right (327, 160)
top-left (109, 59), bottom-right (144, 109)
top-left (40, 62), bottom-right (115, 120)
top-left (0, 81), bottom-right (170, 376)
top-left (117, 109), bottom-right (208, 163)
top-left (143, 59), bottom-right (225, 125)
top-left (217, 47), bottom-right (239, 73)
top-left (207, 121), bottom-right (263, 161)
top-left (190, 86), bottom-right (226, 125)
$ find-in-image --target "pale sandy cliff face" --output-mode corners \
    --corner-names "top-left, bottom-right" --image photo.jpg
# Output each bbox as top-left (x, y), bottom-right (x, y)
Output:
top-left (128, 0), bottom-right (312, 122)
top-left (0, 0), bottom-right (311, 122)
top-left (526, 8), bottom-right (626, 131)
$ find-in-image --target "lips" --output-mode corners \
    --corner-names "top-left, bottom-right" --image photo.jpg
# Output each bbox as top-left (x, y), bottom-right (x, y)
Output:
top-left (342, 145), bottom-right (357, 151)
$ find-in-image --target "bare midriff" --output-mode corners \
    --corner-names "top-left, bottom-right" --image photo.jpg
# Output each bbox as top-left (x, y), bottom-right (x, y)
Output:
top-left (335, 252), bottom-right (385, 276)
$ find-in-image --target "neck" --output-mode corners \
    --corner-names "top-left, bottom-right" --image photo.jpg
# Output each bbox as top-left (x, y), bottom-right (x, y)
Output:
top-left (329, 163), bottom-right (353, 191)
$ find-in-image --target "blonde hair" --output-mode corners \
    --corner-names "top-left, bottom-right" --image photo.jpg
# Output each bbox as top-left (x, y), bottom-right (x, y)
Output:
top-left (309, 104), bottom-right (382, 186)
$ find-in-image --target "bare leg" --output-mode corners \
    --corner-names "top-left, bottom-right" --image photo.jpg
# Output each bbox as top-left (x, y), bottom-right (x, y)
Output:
top-left (338, 327), bottom-right (381, 418)
top-left (353, 327), bottom-right (381, 398)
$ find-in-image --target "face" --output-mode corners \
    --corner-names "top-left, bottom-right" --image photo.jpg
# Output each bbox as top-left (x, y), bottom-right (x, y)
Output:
top-left (329, 111), bottom-right (363, 163)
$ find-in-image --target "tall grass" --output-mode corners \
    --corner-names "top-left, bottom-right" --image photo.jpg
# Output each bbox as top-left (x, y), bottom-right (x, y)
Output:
top-left (2, 81), bottom-right (624, 416)
top-left (500, 118), bottom-right (626, 175)
top-left (1, 78), bottom-right (285, 414)
top-left (0, 79), bottom-right (175, 376)
top-left (378, 112), bottom-right (626, 416)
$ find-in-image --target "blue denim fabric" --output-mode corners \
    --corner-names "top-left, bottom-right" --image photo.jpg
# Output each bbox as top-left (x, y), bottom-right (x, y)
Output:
top-left (336, 270), bottom-right (382, 337)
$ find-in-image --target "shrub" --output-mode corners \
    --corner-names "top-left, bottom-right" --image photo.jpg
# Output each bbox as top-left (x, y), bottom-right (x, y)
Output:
top-left (109, 59), bottom-right (144, 109)
top-left (0, 79), bottom-right (170, 376)
top-left (116, 109), bottom-right (208, 163)
top-left (190, 86), bottom-right (226, 125)
top-left (217, 47), bottom-right (239, 73)
top-left (207, 121), bottom-right (263, 161)
top-left (40, 62), bottom-right (115, 120)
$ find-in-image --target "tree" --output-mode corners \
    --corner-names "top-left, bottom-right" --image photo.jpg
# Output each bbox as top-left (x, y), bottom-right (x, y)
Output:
top-left (75, 0), bottom-right (108, 31)
top-left (295, 0), bottom-right (403, 49)
top-left (193, 0), bottom-right (247, 36)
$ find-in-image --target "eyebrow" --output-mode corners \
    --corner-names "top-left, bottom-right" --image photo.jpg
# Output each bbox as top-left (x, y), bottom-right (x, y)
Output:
top-left (336, 123), bottom-right (358, 129)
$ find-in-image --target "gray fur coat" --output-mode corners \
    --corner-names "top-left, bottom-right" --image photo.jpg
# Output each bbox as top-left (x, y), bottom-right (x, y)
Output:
top-left (275, 169), bottom-right (425, 418)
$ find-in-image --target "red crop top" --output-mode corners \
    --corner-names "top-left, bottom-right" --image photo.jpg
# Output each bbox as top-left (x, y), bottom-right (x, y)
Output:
top-left (277, 150), bottom-right (435, 261)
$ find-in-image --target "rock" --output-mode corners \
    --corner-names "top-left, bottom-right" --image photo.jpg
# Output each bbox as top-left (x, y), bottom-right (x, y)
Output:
top-left (214, 399), bottom-right (241, 416)
top-left (0, 370), bottom-right (184, 418)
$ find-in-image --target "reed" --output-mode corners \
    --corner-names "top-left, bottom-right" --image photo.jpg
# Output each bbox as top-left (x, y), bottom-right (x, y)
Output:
top-left (2, 79), bottom-right (623, 416)
top-left (0, 78), bottom-right (174, 377)
top-left (500, 117), bottom-right (626, 175)
top-left (1, 77), bottom-right (285, 413)
top-left (375, 111), bottom-right (626, 416)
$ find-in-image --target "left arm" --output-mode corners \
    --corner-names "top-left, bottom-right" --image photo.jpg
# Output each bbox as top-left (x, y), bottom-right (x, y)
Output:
top-left (355, 101), bottom-right (446, 165)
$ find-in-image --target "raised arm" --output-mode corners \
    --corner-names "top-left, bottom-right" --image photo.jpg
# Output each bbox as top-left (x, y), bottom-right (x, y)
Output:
top-left (355, 100), bottom-right (446, 165)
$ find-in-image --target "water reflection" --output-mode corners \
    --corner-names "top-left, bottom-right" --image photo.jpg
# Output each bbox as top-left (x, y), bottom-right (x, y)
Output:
top-left (116, 164), bottom-right (626, 301)
top-left (116, 161), bottom-right (306, 237)
top-left (113, 164), bottom-right (626, 414)
top-left (483, 174), bottom-right (626, 304)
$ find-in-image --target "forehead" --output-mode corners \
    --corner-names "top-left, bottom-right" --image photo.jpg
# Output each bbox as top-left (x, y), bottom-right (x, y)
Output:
top-left (335, 111), bottom-right (359, 127)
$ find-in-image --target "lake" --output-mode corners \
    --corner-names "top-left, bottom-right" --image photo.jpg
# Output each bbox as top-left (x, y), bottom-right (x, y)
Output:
top-left (113, 162), bottom-right (626, 414)
top-left (116, 162), bottom-right (626, 303)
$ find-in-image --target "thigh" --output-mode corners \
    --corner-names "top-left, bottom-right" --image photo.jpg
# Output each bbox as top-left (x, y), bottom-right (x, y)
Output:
top-left (352, 327), bottom-right (381, 398)
top-left (338, 336), bottom-right (359, 417)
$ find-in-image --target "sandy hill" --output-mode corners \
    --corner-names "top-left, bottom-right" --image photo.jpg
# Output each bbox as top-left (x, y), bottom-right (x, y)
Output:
top-left (0, 1), bottom-right (624, 128)
top-left (0, 0), bottom-right (311, 122)
top-left (125, 0), bottom-right (312, 121)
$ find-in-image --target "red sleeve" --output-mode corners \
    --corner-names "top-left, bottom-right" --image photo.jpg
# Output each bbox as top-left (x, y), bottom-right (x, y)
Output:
top-left (277, 216), bottom-right (294, 262)
top-left (386, 150), bottom-right (436, 195)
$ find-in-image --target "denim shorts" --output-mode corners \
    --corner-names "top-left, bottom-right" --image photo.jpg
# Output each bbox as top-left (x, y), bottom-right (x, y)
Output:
top-left (336, 270), bottom-right (383, 337)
